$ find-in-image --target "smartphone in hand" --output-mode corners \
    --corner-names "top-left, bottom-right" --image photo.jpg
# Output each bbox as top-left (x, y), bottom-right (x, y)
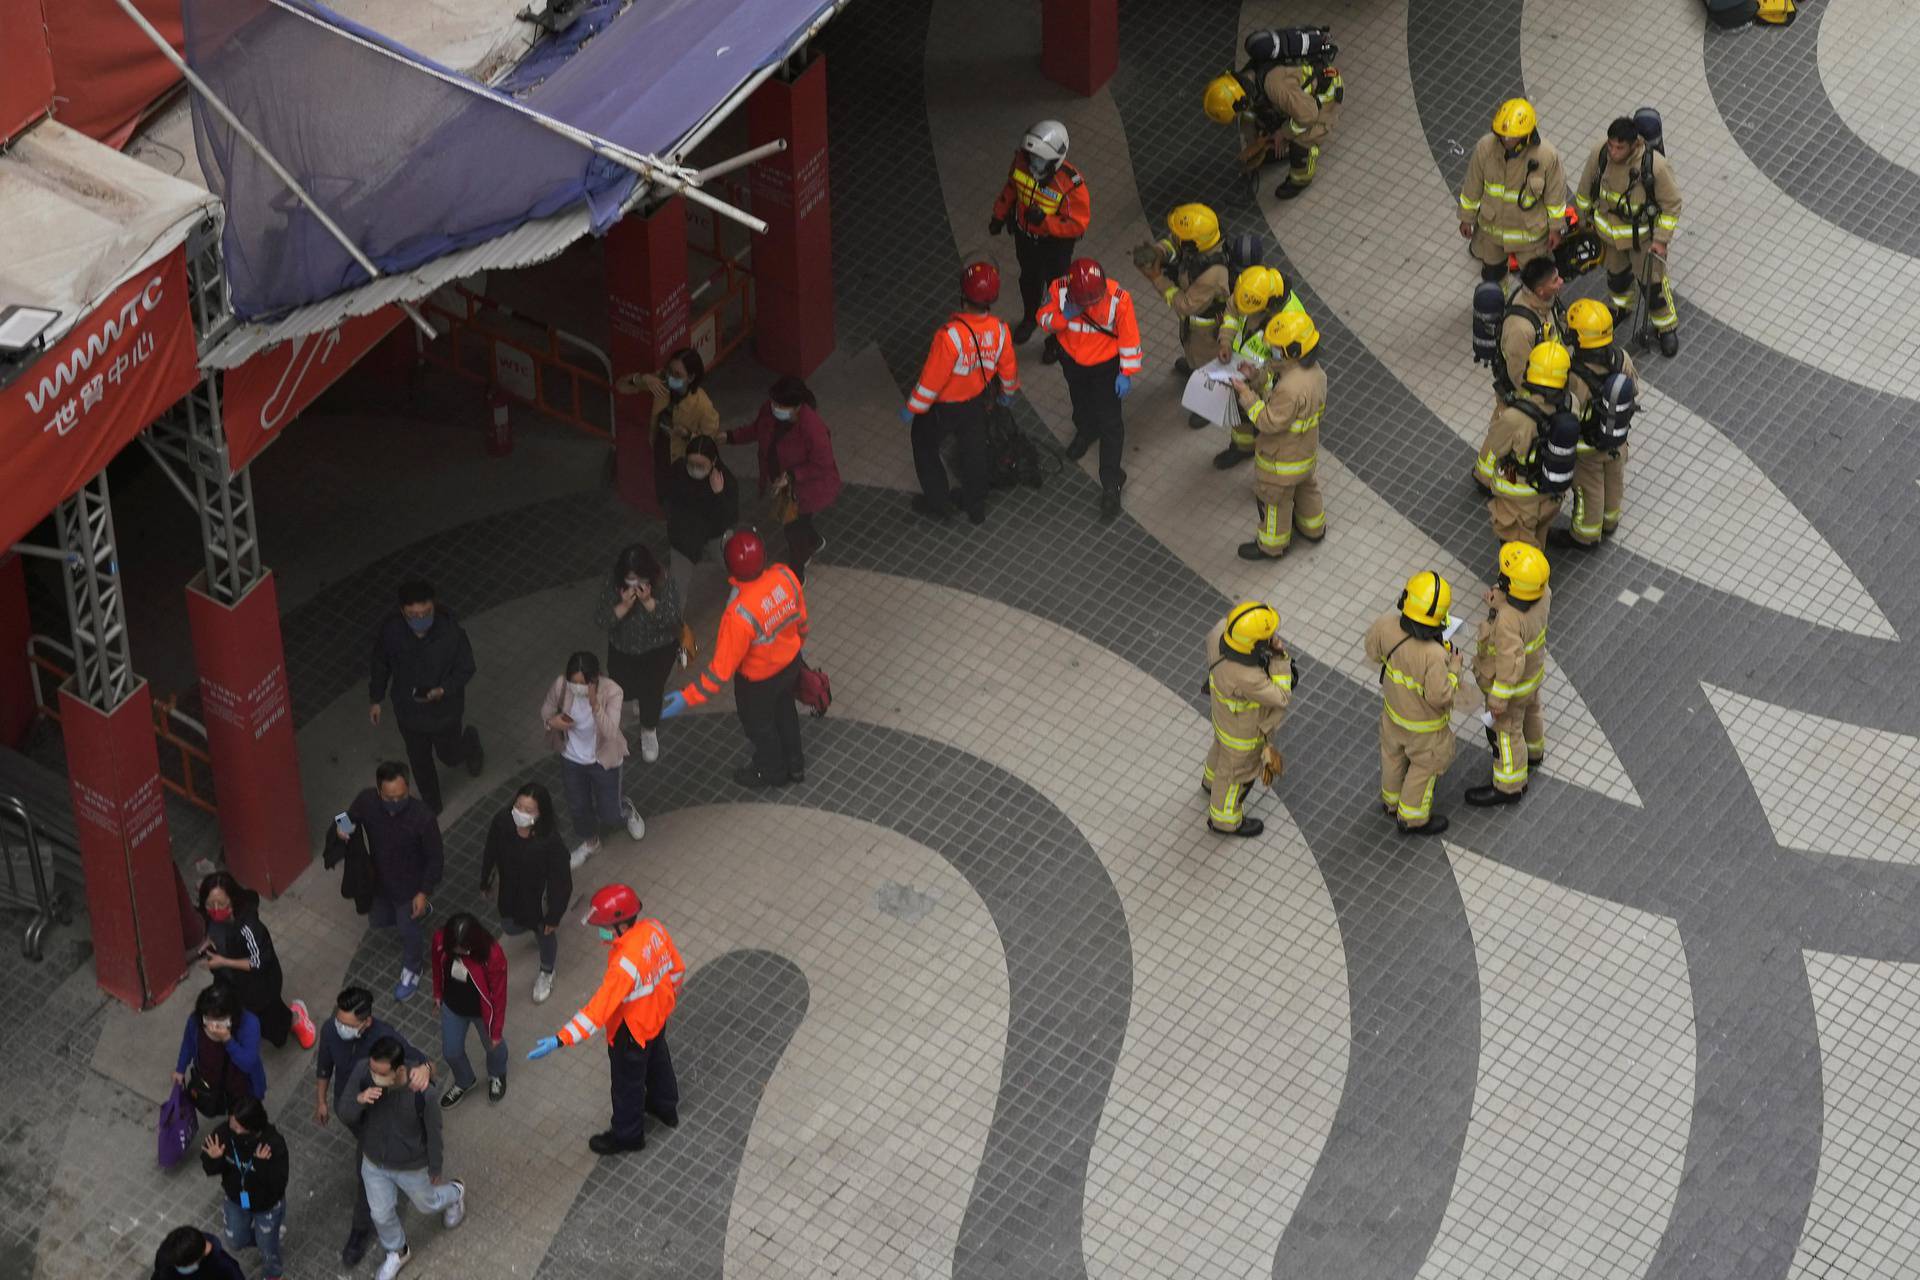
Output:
top-left (334, 812), bottom-right (354, 838)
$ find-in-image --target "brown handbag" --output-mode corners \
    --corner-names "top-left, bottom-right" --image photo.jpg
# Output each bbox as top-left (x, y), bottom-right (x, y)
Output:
top-left (678, 623), bottom-right (698, 662)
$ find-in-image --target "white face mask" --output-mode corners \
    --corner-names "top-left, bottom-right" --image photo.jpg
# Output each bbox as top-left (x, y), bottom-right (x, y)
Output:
top-left (569, 683), bottom-right (590, 701)
top-left (334, 1019), bottom-right (362, 1041)
top-left (511, 809), bottom-right (537, 830)
top-left (686, 461), bottom-right (713, 480)
top-left (771, 405), bottom-right (796, 422)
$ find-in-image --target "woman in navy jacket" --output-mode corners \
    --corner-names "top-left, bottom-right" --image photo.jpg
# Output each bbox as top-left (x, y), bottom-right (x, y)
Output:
top-left (173, 983), bottom-right (267, 1116)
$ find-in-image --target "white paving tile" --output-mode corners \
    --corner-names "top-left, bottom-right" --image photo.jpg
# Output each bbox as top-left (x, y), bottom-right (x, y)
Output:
top-left (1423, 843), bottom-right (1695, 1280)
top-left (1821, 0), bottom-right (1920, 172)
top-left (1704, 683), bottom-right (1920, 864)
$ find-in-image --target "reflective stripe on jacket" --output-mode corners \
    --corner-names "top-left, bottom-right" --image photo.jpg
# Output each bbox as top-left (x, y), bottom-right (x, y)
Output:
top-left (1459, 133), bottom-right (1568, 242)
top-left (1474, 587), bottom-right (1552, 710)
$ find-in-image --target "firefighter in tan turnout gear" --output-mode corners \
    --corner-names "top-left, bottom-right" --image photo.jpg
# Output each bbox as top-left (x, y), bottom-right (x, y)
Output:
top-left (1132, 203), bottom-right (1232, 430)
top-left (1230, 312), bottom-right (1327, 560)
top-left (1458, 98), bottom-right (1567, 284)
top-left (1363, 572), bottom-right (1463, 836)
top-left (1214, 266), bottom-right (1307, 469)
top-left (1576, 116), bottom-right (1684, 357)
top-left (1466, 542), bottom-right (1552, 808)
top-left (1483, 341), bottom-right (1573, 549)
top-left (1202, 27), bottom-right (1343, 199)
top-left (1202, 602), bottom-right (1295, 839)
top-left (1474, 256), bottom-right (1569, 489)
top-left (1557, 299), bottom-right (1639, 547)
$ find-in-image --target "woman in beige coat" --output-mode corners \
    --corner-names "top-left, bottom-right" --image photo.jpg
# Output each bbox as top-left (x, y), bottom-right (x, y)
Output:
top-left (540, 652), bottom-right (643, 868)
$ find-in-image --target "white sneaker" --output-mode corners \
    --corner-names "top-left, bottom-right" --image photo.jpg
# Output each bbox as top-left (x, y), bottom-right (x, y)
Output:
top-left (623, 799), bottom-right (646, 842)
top-left (532, 970), bottom-right (553, 1004)
top-left (568, 838), bottom-right (600, 869)
top-left (376, 1246), bottom-right (412, 1280)
top-left (639, 729), bottom-right (660, 763)
top-left (443, 1178), bottom-right (466, 1228)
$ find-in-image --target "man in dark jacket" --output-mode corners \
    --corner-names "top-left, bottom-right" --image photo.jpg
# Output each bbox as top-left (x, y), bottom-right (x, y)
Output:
top-left (338, 1038), bottom-right (467, 1277)
top-left (342, 763), bottom-right (444, 1003)
top-left (312, 987), bottom-right (430, 1267)
top-left (151, 1226), bottom-right (247, 1280)
top-left (198, 1096), bottom-right (290, 1280)
top-left (369, 579), bottom-right (482, 813)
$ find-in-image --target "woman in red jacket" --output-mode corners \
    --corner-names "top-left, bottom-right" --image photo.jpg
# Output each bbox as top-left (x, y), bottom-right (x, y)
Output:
top-left (431, 913), bottom-right (509, 1107)
top-left (727, 376), bottom-right (843, 582)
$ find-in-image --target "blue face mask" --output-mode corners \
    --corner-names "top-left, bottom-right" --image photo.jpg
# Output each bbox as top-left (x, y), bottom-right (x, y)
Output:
top-left (666, 376), bottom-right (687, 394)
top-left (405, 612), bottom-right (432, 634)
top-left (381, 797), bottom-right (407, 815)
top-left (771, 405), bottom-right (795, 422)
top-left (597, 927), bottom-right (617, 942)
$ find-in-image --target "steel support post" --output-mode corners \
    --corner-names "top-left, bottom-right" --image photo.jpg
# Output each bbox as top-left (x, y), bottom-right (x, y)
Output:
top-left (53, 472), bottom-right (135, 710)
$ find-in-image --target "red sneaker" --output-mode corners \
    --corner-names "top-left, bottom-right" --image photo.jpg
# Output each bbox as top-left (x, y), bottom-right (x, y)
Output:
top-left (290, 999), bottom-right (317, 1050)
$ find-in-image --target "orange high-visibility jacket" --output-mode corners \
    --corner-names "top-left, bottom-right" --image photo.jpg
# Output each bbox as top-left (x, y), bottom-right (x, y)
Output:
top-left (1036, 278), bottom-right (1143, 375)
top-left (907, 312), bottom-right (1020, 414)
top-left (681, 564), bottom-right (808, 706)
top-left (557, 918), bottom-right (685, 1048)
top-left (992, 154), bottom-right (1091, 239)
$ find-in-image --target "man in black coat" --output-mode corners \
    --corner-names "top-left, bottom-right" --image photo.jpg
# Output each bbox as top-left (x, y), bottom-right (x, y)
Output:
top-left (369, 579), bottom-right (483, 813)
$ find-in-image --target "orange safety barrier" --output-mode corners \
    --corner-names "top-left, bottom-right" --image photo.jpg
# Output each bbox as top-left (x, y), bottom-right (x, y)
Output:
top-left (417, 286), bottom-right (616, 439)
top-left (27, 637), bottom-right (217, 814)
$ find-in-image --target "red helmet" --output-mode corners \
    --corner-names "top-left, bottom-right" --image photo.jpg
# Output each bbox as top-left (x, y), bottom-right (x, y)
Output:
top-left (723, 529), bottom-right (766, 580)
top-left (960, 261), bottom-right (1000, 305)
top-left (1066, 258), bottom-right (1108, 307)
top-left (583, 883), bottom-right (640, 927)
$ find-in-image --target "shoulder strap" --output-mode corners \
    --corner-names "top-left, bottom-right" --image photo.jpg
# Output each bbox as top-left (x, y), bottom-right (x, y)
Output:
top-left (1378, 635), bottom-right (1411, 684)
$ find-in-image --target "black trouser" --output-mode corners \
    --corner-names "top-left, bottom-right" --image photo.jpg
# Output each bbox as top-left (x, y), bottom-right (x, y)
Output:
top-left (608, 642), bottom-right (681, 729)
top-left (1013, 229), bottom-right (1074, 328)
top-left (734, 656), bottom-right (805, 782)
top-left (911, 393), bottom-right (990, 518)
top-left (608, 1024), bottom-right (678, 1144)
top-left (398, 721), bottom-right (470, 813)
top-left (784, 513), bottom-right (823, 582)
top-left (1060, 354), bottom-right (1126, 493)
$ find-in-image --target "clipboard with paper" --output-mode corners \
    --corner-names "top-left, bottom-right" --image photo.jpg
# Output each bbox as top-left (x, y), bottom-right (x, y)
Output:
top-left (1180, 360), bottom-right (1242, 428)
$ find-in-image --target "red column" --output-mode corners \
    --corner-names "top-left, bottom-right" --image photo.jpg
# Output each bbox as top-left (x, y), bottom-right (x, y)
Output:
top-left (1042, 0), bottom-right (1118, 97)
top-left (186, 571), bottom-right (308, 897)
top-left (748, 55), bottom-right (835, 378)
top-left (0, 553), bottom-right (34, 747)
top-left (61, 680), bottom-right (191, 1008)
top-left (606, 195), bottom-right (691, 514)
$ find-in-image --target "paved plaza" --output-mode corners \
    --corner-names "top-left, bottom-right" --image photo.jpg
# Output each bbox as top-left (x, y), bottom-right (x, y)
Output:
top-left (6, 0), bottom-right (1920, 1276)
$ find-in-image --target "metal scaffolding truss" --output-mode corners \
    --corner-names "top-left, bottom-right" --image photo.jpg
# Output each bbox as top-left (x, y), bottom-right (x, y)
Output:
top-left (140, 218), bottom-right (264, 607)
top-left (54, 473), bottom-right (136, 709)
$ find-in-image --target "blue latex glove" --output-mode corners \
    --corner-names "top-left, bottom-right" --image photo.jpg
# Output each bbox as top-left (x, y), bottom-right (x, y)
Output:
top-left (1114, 374), bottom-right (1133, 398)
top-left (1061, 301), bottom-right (1082, 319)
top-left (996, 392), bottom-right (1014, 407)
top-left (527, 1036), bottom-right (559, 1061)
top-left (898, 406), bottom-right (915, 427)
top-left (659, 690), bottom-right (689, 720)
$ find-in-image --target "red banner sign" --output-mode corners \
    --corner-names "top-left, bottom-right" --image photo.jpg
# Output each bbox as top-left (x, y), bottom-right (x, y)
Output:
top-left (221, 306), bottom-right (402, 472)
top-left (1, 245), bottom-right (198, 549)
top-left (1, 0), bottom-right (55, 146)
top-left (45, 0), bottom-right (184, 150)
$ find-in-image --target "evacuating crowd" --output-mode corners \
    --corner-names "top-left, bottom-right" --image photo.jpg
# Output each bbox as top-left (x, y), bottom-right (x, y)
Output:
top-left (148, 19), bottom-right (1708, 1279)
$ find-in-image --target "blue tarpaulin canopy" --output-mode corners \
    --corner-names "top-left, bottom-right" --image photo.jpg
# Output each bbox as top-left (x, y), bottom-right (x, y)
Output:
top-left (185, 0), bottom-right (839, 320)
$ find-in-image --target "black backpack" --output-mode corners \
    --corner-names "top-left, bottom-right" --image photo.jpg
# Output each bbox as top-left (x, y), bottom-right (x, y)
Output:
top-left (1226, 231), bottom-right (1266, 279)
top-left (1473, 284), bottom-right (1559, 402)
top-left (1576, 362), bottom-right (1636, 453)
top-left (987, 404), bottom-right (1045, 490)
top-left (1511, 399), bottom-right (1581, 495)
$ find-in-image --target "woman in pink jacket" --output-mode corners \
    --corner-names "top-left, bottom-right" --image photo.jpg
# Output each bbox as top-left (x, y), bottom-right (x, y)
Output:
top-left (727, 376), bottom-right (843, 582)
top-left (541, 651), bottom-right (643, 868)
top-left (430, 913), bottom-right (509, 1107)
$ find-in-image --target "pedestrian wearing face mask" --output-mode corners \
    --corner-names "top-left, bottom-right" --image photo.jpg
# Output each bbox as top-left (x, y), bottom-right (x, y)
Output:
top-left (368, 579), bottom-right (482, 815)
top-left (430, 913), bottom-right (510, 1107)
top-left (481, 783), bottom-right (572, 1004)
top-left (337, 1037), bottom-right (468, 1280)
top-left (594, 544), bottom-right (684, 763)
top-left (540, 651), bottom-right (643, 868)
top-left (197, 1096), bottom-right (290, 1280)
top-left (311, 987), bottom-right (431, 1269)
top-left (150, 1225), bottom-right (246, 1280)
top-left (340, 761), bottom-right (445, 1002)
top-left (526, 884), bottom-right (684, 1156)
top-left (173, 983), bottom-right (266, 1117)
top-left (194, 870), bottom-right (315, 1050)
top-left (726, 375), bottom-right (842, 581)
top-left (664, 436), bottom-right (740, 600)
top-left (616, 347), bottom-right (720, 504)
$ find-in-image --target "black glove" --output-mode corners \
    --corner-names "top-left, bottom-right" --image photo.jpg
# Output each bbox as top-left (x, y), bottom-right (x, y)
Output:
top-left (989, 216), bottom-right (1005, 236)
top-left (1023, 206), bottom-right (1046, 228)
top-left (1290, 656), bottom-right (1300, 690)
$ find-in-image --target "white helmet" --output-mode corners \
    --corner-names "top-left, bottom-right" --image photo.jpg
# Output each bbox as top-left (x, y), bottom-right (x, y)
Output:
top-left (1022, 120), bottom-right (1069, 168)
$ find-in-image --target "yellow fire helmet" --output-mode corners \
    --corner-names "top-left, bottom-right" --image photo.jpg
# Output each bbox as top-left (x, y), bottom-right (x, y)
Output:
top-left (1565, 298), bottom-right (1615, 349)
top-left (1497, 541), bottom-right (1550, 601)
top-left (1399, 571), bottom-right (1452, 628)
top-left (1233, 266), bottom-right (1286, 313)
top-left (1264, 310), bottom-right (1320, 359)
top-left (1204, 73), bottom-right (1247, 124)
top-left (1168, 203), bottom-right (1222, 252)
top-left (1757, 0), bottom-right (1797, 24)
top-left (1222, 601), bottom-right (1280, 654)
top-left (1523, 339), bottom-right (1571, 390)
top-left (1492, 97), bottom-right (1537, 140)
